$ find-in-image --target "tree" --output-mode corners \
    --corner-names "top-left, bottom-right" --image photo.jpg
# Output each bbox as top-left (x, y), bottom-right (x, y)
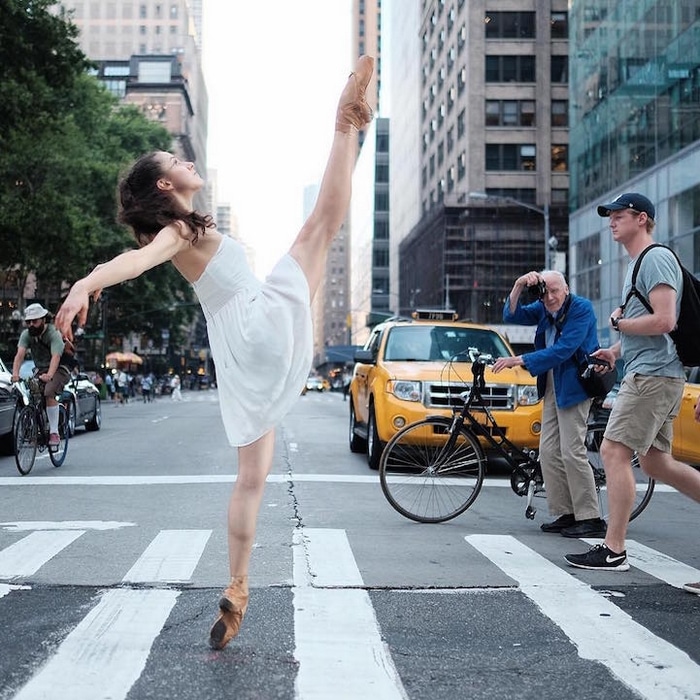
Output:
top-left (0, 1), bottom-right (199, 361)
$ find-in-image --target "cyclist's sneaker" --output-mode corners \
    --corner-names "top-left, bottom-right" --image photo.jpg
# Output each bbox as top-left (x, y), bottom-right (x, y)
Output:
top-left (564, 543), bottom-right (629, 571)
top-left (560, 518), bottom-right (607, 538)
top-left (683, 581), bottom-right (700, 595)
top-left (540, 513), bottom-right (576, 533)
top-left (48, 432), bottom-right (60, 450)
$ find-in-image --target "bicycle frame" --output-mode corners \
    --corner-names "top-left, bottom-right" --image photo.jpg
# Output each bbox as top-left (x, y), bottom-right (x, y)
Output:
top-left (439, 354), bottom-right (543, 516)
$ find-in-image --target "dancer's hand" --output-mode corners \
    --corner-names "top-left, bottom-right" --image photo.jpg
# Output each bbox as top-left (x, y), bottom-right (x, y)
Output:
top-left (55, 283), bottom-right (90, 341)
top-left (335, 55), bottom-right (374, 133)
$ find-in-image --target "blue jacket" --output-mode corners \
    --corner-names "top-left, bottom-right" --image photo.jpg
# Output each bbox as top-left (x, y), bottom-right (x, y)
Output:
top-left (503, 294), bottom-right (600, 409)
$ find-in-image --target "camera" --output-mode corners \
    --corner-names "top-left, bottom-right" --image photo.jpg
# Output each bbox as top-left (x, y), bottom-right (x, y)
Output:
top-left (526, 280), bottom-right (546, 301)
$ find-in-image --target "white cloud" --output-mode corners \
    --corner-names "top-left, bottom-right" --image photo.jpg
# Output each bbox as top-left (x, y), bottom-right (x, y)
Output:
top-left (202, 1), bottom-right (352, 275)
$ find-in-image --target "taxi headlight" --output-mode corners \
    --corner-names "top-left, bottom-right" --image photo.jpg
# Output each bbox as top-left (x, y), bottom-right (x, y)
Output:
top-left (388, 380), bottom-right (422, 402)
top-left (517, 385), bottom-right (540, 406)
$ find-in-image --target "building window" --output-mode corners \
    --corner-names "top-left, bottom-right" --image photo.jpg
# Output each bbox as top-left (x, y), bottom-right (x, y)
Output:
top-left (457, 109), bottom-right (465, 138)
top-left (485, 11), bottom-right (535, 39)
top-left (139, 4), bottom-right (147, 18)
top-left (375, 220), bottom-right (389, 239)
top-left (551, 55), bottom-right (568, 83)
top-left (457, 152), bottom-right (466, 180)
top-left (170, 4), bottom-right (178, 18)
top-left (485, 144), bottom-right (536, 171)
top-left (551, 144), bottom-right (568, 171)
top-left (485, 55), bottom-right (536, 83)
top-left (375, 164), bottom-right (389, 182)
top-left (485, 100), bottom-right (535, 127)
top-left (551, 100), bottom-right (568, 127)
top-left (550, 12), bottom-right (568, 39)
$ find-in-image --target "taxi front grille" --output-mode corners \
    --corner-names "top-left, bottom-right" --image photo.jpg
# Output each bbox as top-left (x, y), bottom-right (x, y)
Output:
top-left (426, 382), bottom-right (515, 410)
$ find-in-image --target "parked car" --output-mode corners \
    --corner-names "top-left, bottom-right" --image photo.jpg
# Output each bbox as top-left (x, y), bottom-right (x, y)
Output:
top-left (0, 358), bottom-right (18, 454)
top-left (61, 371), bottom-right (102, 436)
top-left (349, 309), bottom-right (542, 469)
top-left (593, 366), bottom-right (700, 466)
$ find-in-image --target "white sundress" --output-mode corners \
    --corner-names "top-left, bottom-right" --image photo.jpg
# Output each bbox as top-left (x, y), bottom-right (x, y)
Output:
top-left (192, 235), bottom-right (313, 446)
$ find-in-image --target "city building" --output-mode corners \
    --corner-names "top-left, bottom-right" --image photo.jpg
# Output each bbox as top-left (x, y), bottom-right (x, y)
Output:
top-left (387, 0), bottom-right (570, 324)
top-left (350, 117), bottom-right (390, 346)
top-left (568, 1), bottom-right (700, 346)
top-left (59, 0), bottom-right (208, 209)
top-left (313, 0), bottom-right (383, 361)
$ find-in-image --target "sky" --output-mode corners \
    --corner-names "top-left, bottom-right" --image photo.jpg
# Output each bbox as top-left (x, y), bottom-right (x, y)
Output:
top-left (202, 1), bottom-right (353, 276)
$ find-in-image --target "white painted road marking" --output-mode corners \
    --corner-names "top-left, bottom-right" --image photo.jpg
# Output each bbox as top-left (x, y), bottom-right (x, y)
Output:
top-left (0, 530), bottom-right (84, 579)
top-left (1, 521), bottom-right (135, 531)
top-left (466, 534), bottom-right (700, 700)
top-left (0, 473), bottom-right (678, 491)
top-left (12, 588), bottom-right (179, 700)
top-left (582, 538), bottom-right (700, 590)
top-left (293, 528), bottom-right (407, 700)
top-left (122, 529), bottom-right (211, 583)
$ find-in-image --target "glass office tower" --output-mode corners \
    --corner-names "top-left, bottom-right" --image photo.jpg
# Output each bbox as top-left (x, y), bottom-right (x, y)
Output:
top-left (568, 1), bottom-right (700, 345)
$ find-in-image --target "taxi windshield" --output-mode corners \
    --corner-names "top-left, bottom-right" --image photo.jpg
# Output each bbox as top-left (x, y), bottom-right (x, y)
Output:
top-left (383, 325), bottom-right (510, 362)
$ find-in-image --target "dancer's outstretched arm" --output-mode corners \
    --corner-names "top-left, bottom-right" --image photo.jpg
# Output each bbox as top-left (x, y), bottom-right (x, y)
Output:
top-left (290, 55), bottom-right (374, 299)
top-left (56, 225), bottom-right (188, 339)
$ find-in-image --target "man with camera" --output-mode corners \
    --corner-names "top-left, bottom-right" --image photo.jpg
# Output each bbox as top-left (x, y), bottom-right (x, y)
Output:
top-left (492, 270), bottom-right (606, 537)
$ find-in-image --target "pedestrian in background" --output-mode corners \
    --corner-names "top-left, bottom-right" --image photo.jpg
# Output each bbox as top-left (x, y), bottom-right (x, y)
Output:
top-left (170, 374), bottom-right (182, 402)
top-left (55, 56), bottom-right (374, 649)
top-left (565, 193), bottom-right (700, 583)
top-left (492, 270), bottom-right (607, 538)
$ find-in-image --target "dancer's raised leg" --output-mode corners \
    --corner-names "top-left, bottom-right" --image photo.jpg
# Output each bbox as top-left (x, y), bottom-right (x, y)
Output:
top-left (289, 55), bottom-right (374, 301)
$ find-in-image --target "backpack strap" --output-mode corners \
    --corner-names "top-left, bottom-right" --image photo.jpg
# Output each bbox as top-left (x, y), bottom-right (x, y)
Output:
top-left (620, 243), bottom-right (666, 315)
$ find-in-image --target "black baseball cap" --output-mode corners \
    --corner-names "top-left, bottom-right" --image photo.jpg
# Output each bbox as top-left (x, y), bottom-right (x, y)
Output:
top-left (597, 192), bottom-right (655, 221)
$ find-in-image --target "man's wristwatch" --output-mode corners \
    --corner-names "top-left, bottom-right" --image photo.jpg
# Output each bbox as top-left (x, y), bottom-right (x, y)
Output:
top-left (610, 315), bottom-right (621, 332)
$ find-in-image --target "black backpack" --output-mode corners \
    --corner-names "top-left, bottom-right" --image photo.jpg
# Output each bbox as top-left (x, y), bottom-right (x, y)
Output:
top-left (621, 243), bottom-right (700, 366)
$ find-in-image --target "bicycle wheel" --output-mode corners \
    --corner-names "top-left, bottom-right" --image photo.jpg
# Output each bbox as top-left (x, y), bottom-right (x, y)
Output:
top-left (49, 404), bottom-right (70, 467)
top-left (586, 424), bottom-right (654, 522)
top-left (14, 407), bottom-right (38, 475)
top-left (379, 417), bottom-right (486, 523)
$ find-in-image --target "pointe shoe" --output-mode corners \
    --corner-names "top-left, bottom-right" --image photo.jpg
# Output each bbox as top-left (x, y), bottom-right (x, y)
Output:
top-left (335, 55), bottom-right (374, 133)
top-left (208, 575), bottom-right (249, 650)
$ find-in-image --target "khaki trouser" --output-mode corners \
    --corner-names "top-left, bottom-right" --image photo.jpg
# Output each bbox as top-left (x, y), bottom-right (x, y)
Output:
top-left (539, 371), bottom-right (599, 520)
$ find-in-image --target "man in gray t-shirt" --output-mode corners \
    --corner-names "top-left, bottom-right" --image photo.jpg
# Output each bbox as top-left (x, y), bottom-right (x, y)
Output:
top-left (565, 193), bottom-right (700, 589)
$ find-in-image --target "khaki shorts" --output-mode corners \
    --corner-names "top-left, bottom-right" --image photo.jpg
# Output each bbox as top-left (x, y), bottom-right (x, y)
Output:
top-left (604, 373), bottom-right (684, 455)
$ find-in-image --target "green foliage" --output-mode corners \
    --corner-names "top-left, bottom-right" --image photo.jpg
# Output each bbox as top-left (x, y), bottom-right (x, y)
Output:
top-left (0, 0), bottom-right (199, 359)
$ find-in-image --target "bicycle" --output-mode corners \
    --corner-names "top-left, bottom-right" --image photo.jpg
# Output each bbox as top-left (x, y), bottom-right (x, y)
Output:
top-left (13, 375), bottom-right (70, 475)
top-left (378, 349), bottom-right (654, 524)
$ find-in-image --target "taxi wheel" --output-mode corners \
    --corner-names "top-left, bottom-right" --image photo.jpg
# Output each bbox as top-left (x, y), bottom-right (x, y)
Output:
top-left (367, 405), bottom-right (383, 470)
top-left (349, 403), bottom-right (366, 453)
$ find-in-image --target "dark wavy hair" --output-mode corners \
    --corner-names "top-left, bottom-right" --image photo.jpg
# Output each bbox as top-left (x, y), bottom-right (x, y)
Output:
top-left (117, 152), bottom-right (215, 247)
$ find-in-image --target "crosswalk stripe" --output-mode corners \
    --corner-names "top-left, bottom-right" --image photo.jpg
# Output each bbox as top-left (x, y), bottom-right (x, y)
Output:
top-left (0, 530), bottom-right (84, 578)
top-left (12, 588), bottom-right (178, 700)
top-left (582, 538), bottom-right (700, 590)
top-left (122, 529), bottom-right (212, 583)
top-left (466, 534), bottom-right (700, 700)
top-left (293, 529), bottom-right (407, 700)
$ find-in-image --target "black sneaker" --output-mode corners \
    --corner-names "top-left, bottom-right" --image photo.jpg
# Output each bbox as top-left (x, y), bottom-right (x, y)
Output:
top-left (564, 543), bottom-right (629, 571)
top-left (560, 518), bottom-right (607, 538)
top-left (540, 514), bottom-right (576, 533)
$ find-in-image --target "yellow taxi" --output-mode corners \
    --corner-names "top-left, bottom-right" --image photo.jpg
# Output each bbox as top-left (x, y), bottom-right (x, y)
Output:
top-left (599, 366), bottom-right (700, 466)
top-left (348, 310), bottom-right (543, 469)
top-left (673, 366), bottom-right (700, 465)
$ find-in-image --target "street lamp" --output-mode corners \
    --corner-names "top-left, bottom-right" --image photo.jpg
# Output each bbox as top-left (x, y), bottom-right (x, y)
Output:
top-left (468, 191), bottom-right (552, 270)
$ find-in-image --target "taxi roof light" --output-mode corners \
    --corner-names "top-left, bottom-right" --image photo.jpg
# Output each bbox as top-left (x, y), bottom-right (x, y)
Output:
top-left (412, 308), bottom-right (459, 322)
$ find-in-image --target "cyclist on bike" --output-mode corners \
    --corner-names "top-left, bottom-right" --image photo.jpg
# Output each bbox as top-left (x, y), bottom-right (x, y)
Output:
top-left (10, 303), bottom-right (72, 449)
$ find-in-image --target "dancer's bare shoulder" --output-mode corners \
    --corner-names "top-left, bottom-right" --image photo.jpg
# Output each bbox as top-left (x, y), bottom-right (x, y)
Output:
top-left (169, 228), bottom-right (225, 283)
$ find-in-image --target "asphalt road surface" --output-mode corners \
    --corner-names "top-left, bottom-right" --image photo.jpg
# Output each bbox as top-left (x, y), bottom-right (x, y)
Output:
top-left (0, 388), bottom-right (698, 699)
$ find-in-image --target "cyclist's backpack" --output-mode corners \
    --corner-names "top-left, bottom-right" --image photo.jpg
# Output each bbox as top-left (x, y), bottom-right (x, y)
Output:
top-left (621, 243), bottom-right (700, 366)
